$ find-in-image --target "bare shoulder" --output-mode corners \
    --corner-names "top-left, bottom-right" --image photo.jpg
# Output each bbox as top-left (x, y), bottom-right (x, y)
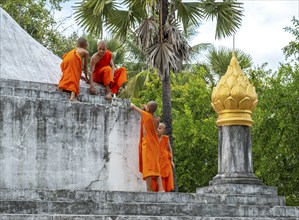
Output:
top-left (76, 48), bottom-right (89, 58)
top-left (154, 116), bottom-right (161, 122)
top-left (153, 116), bottom-right (160, 128)
top-left (91, 53), bottom-right (100, 62)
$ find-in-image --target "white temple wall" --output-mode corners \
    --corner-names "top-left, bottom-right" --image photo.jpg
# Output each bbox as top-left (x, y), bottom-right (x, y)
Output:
top-left (0, 96), bottom-right (145, 191)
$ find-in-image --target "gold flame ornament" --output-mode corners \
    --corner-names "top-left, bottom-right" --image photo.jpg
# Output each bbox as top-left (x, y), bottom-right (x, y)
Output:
top-left (211, 53), bottom-right (258, 126)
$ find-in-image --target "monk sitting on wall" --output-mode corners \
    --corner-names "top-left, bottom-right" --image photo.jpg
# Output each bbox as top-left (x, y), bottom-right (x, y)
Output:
top-left (58, 37), bottom-right (89, 102)
top-left (151, 122), bottom-right (175, 192)
top-left (130, 101), bottom-right (164, 192)
top-left (89, 40), bottom-right (127, 100)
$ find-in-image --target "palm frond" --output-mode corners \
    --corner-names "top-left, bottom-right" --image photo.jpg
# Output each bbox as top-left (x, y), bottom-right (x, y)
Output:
top-left (201, 1), bottom-right (244, 39)
top-left (125, 35), bottom-right (147, 63)
top-left (173, 0), bottom-right (204, 34)
top-left (188, 43), bottom-right (213, 63)
top-left (205, 46), bottom-right (253, 76)
top-left (136, 16), bottom-right (159, 51)
top-left (74, 0), bottom-right (118, 36)
top-left (122, 0), bottom-right (148, 17)
top-left (146, 42), bottom-right (179, 79)
top-left (120, 70), bottom-right (151, 98)
top-left (164, 22), bottom-right (192, 61)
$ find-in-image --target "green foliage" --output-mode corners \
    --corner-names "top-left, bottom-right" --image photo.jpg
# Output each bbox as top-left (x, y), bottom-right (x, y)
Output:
top-left (48, 32), bottom-right (79, 58)
top-left (200, 0), bottom-right (244, 39)
top-left (283, 17), bottom-right (299, 62)
top-left (1, 0), bottom-right (56, 42)
top-left (251, 63), bottom-right (299, 206)
top-left (171, 69), bottom-right (218, 192)
top-left (130, 72), bottom-right (162, 116)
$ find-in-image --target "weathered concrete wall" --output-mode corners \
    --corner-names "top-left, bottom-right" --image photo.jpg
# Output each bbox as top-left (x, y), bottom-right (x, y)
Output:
top-left (0, 94), bottom-right (145, 191)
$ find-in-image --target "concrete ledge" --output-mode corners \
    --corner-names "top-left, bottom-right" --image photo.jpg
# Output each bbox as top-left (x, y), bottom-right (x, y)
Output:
top-left (196, 184), bottom-right (278, 195)
top-left (1, 215), bottom-right (299, 220)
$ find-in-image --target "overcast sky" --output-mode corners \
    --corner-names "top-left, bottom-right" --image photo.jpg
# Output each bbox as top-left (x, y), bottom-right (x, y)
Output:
top-left (57, 0), bottom-right (299, 70)
top-left (194, 0), bottom-right (299, 70)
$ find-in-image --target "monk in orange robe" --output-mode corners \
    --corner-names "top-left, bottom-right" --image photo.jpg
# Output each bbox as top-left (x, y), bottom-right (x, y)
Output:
top-left (151, 123), bottom-right (175, 192)
top-left (89, 40), bottom-right (127, 100)
top-left (58, 37), bottom-right (89, 101)
top-left (130, 101), bottom-right (164, 192)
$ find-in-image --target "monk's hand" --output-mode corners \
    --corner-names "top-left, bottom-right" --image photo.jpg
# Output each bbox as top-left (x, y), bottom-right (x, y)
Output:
top-left (130, 103), bottom-right (135, 109)
top-left (141, 104), bottom-right (147, 111)
top-left (90, 86), bottom-right (96, 95)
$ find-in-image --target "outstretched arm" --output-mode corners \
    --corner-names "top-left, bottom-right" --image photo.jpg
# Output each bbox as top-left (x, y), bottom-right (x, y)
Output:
top-left (130, 103), bottom-right (143, 115)
top-left (109, 58), bottom-right (115, 77)
top-left (168, 141), bottom-right (175, 168)
top-left (89, 55), bottom-right (97, 95)
top-left (83, 51), bottom-right (89, 83)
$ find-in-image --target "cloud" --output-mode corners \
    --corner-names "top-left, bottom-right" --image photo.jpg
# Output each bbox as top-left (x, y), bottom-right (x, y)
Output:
top-left (193, 0), bottom-right (298, 70)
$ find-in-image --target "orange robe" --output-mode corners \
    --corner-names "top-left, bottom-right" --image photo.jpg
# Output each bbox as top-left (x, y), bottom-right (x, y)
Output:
top-left (139, 111), bottom-right (161, 180)
top-left (93, 50), bottom-right (127, 93)
top-left (151, 135), bottom-right (174, 192)
top-left (58, 49), bottom-right (82, 96)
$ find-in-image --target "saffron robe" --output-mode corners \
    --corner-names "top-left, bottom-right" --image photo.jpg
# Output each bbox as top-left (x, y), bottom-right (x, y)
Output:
top-left (58, 49), bottom-right (82, 96)
top-left (93, 50), bottom-right (127, 93)
top-left (151, 135), bottom-right (174, 192)
top-left (139, 111), bottom-right (161, 180)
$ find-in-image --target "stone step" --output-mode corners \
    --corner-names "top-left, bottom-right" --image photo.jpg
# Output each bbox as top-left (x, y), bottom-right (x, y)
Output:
top-left (0, 78), bottom-right (122, 104)
top-left (0, 86), bottom-right (127, 105)
top-left (0, 214), bottom-right (299, 220)
top-left (196, 184), bottom-right (279, 195)
top-left (0, 78), bottom-right (100, 94)
top-left (0, 200), bottom-right (298, 217)
top-left (0, 93), bottom-right (129, 111)
top-left (0, 189), bottom-right (285, 206)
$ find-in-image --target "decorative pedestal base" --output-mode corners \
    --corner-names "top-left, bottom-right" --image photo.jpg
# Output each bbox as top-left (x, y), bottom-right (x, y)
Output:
top-left (210, 172), bottom-right (263, 185)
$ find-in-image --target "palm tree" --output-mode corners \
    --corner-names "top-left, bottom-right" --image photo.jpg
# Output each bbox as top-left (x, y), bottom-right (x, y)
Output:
top-left (75, 0), bottom-right (244, 191)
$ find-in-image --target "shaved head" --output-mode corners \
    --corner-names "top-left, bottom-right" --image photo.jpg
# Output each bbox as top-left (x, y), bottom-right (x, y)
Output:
top-left (97, 40), bottom-right (107, 48)
top-left (77, 37), bottom-right (87, 47)
top-left (159, 122), bottom-right (166, 130)
top-left (147, 101), bottom-right (158, 113)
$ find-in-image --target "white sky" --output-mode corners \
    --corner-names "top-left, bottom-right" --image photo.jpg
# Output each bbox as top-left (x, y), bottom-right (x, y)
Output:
top-left (194, 0), bottom-right (299, 70)
top-left (56, 0), bottom-right (299, 70)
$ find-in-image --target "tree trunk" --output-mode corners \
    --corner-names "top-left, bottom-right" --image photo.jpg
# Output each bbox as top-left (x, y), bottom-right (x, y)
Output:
top-left (161, 0), bottom-right (169, 26)
top-left (161, 75), bottom-right (178, 191)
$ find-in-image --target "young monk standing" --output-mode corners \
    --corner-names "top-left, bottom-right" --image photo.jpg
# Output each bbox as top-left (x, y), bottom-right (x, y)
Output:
top-left (89, 40), bottom-right (127, 100)
top-left (58, 37), bottom-right (89, 101)
top-left (130, 101), bottom-right (164, 192)
top-left (151, 122), bottom-right (175, 192)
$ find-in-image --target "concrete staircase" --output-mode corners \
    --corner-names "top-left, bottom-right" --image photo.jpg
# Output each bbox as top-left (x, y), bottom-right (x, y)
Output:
top-left (0, 187), bottom-right (298, 219)
top-left (0, 79), bottom-right (298, 219)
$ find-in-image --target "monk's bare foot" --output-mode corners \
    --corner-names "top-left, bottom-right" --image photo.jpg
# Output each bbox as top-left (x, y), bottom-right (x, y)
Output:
top-left (69, 99), bottom-right (80, 103)
top-left (105, 93), bottom-right (112, 101)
